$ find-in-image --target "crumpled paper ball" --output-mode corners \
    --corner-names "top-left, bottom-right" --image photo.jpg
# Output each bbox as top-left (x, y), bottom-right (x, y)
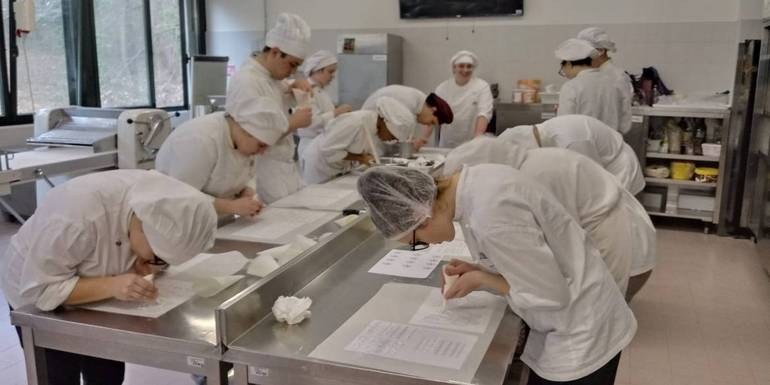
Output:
top-left (272, 296), bottom-right (312, 325)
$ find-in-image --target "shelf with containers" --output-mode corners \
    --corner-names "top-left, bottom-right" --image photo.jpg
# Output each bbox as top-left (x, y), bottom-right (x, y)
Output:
top-left (633, 105), bottom-right (731, 227)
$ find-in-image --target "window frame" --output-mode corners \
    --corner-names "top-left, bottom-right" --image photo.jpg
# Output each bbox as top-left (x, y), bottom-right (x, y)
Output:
top-left (0, 0), bottom-right (194, 127)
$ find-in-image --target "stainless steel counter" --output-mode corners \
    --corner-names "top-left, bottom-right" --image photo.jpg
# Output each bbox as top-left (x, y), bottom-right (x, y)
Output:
top-left (218, 216), bottom-right (520, 385)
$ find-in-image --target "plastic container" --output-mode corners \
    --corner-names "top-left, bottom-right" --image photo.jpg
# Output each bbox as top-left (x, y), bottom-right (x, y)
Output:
top-left (701, 143), bottom-right (721, 158)
top-left (644, 164), bottom-right (670, 178)
top-left (670, 161), bottom-right (696, 180)
top-left (694, 167), bottom-right (719, 183)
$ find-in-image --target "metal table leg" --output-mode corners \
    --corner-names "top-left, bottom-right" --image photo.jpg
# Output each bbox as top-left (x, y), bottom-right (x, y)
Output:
top-left (21, 326), bottom-right (48, 385)
top-left (0, 196), bottom-right (25, 224)
top-left (233, 364), bottom-right (249, 385)
top-left (205, 359), bottom-right (230, 385)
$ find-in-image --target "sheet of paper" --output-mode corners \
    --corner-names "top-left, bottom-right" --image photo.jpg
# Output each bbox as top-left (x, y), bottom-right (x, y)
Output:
top-left (409, 289), bottom-right (504, 334)
top-left (165, 251), bottom-right (249, 280)
top-left (367, 249), bottom-right (442, 279)
top-left (430, 239), bottom-right (472, 261)
top-left (270, 185), bottom-right (360, 211)
top-left (216, 207), bottom-right (337, 244)
top-left (193, 275), bottom-right (245, 298)
top-left (322, 174), bottom-right (359, 190)
top-left (80, 278), bottom-right (194, 318)
top-left (344, 320), bottom-right (477, 370)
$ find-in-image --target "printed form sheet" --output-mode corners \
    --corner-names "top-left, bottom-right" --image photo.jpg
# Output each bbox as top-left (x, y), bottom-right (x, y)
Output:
top-left (309, 283), bottom-right (508, 383)
top-left (367, 249), bottom-right (442, 279)
top-left (216, 207), bottom-right (337, 244)
top-left (80, 278), bottom-right (194, 318)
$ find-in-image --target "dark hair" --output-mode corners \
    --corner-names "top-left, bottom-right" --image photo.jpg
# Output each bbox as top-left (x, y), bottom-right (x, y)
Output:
top-left (561, 57), bottom-right (593, 67)
top-left (261, 46), bottom-right (287, 58)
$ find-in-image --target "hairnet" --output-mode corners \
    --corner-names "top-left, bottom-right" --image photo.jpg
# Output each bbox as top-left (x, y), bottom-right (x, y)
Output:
top-left (265, 13), bottom-right (311, 59)
top-left (128, 171), bottom-right (217, 265)
top-left (376, 97), bottom-right (417, 141)
top-left (443, 137), bottom-right (527, 176)
top-left (357, 167), bottom-right (437, 240)
top-left (425, 93), bottom-right (454, 124)
top-left (577, 27), bottom-right (617, 52)
top-left (498, 125), bottom-right (540, 149)
top-left (450, 50), bottom-right (478, 67)
top-left (225, 74), bottom-right (288, 145)
top-left (300, 50), bottom-right (337, 77)
top-left (554, 38), bottom-right (600, 61)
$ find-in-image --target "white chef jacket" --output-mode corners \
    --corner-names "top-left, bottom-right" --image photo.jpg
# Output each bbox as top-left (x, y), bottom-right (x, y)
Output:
top-left (538, 115), bottom-right (645, 195)
top-left (361, 85), bottom-right (426, 116)
top-left (229, 57), bottom-right (302, 204)
top-left (435, 77), bottom-right (493, 148)
top-left (557, 69), bottom-right (627, 133)
top-left (155, 112), bottom-right (256, 199)
top-left (600, 60), bottom-right (634, 134)
top-left (454, 164), bottom-right (636, 381)
top-left (296, 80), bottom-right (336, 162)
top-left (1, 170), bottom-right (155, 311)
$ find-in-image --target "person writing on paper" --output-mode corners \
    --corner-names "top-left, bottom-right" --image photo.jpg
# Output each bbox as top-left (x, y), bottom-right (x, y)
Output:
top-left (361, 85), bottom-right (453, 149)
top-left (500, 114), bottom-right (645, 196)
top-left (156, 77), bottom-right (290, 217)
top-left (357, 166), bottom-right (636, 384)
top-left (556, 38), bottom-right (626, 132)
top-left (301, 96), bottom-right (416, 184)
top-left (295, 50), bottom-right (353, 162)
top-left (434, 50), bottom-right (494, 148)
top-left (227, 13), bottom-right (313, 204)
top-left (0, 169), bottom-right (217, 385)
top-left (577, 27), bottom-right (633, 135)
top-left (443, 137), bottom-right (656, 296)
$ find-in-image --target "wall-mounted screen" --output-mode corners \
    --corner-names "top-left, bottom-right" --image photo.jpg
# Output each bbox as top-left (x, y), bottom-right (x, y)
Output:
top-left (399, 0), bottom-right (524, 19)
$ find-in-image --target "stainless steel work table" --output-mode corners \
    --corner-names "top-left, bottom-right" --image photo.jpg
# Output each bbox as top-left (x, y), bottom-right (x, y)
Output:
top-left (218, 216), bottom-right (521, 385)
top-left (10, 213), bottom-right (347, 385)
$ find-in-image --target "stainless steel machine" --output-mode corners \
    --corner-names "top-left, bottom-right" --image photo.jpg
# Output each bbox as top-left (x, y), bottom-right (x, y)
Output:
top-left (337, 33), bottom-right (403, 109)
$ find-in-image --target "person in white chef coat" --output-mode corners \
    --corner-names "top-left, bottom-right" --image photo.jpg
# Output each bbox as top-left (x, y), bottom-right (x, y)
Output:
top-left (1, 169), bottom-right (217, 385)
top-left (226, 13), bottom-right (314, 204)
top-left (556, 38), bottom-right (627, 133)
top-left (443, 136), bottom-right (656, 296)
top-left (434, 50), bottom-right (494, 148)
top-left (361, 84), bottom-right (453, 148)
top-left (295, 50), bottom-right (353, 163)
top-left (577, 27), bottom-right (633, 135)
top-left (156, 76), bottom-right (289, 217)
top-left (356, 166), bottom-right (636, 384)
top-left (301, 96), bottom-right (416, 184)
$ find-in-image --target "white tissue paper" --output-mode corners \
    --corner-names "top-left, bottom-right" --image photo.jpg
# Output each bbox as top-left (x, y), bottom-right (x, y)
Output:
top-left (247, 254), bottom-right (282, 277)
top-left (272, 296), bottom-right (312, 325)
top-left (193, 275), bottom-right (245, 298)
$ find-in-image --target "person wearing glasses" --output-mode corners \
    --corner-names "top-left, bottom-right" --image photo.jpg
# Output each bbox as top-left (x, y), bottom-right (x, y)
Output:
top-left (555, 38), bottom-right (627, 134)
top-left (357, 166), bottom-right (636, 385)
top-left (301, 96), bottom-right (416, 184)
top-left (361, 85), bottom-right (454, 150)
top-left (1, 169), bottom-right (218, 385)
top-left (227, 13), bottom-right (314, 204)
top-left (295, 50), bottom-right (354, 165)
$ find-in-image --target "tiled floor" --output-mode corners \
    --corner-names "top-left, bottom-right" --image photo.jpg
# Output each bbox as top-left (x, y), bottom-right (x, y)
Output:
top-left (0, 218), bottom-right (768, 385)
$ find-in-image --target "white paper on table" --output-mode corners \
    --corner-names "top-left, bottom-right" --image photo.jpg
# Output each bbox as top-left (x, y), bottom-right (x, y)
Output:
top-left (165, 251), bottom-right (249, 280)
top-left (80, 278), bottom-right (194, 318)
top-left (430, 239), bottom-right (472, 262)
top-left (322, 174), bottom-right (359, 190)
top-left (247, 254), bottom-right (281, 277)
top-left (367, 249), bottom-right (442, 279)
top-left (344, 320), bottom-right (477, 370)
top-left (217, 207), bottom-right (337, 244)
top-left (409, 289), bottom-right (505, 334)
top-left (193, 275), bottom-right (245, 298)
top-left (270, 185), bottom-right (360, 211)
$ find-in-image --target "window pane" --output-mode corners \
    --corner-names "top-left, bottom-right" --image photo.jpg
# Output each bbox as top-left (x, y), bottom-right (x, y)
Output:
top-left (3, 0), bottom-right (68, 115)
top-left (94, 0), bottom-right (149, 107)
top-left (150, 0), bottom-right (184, 107)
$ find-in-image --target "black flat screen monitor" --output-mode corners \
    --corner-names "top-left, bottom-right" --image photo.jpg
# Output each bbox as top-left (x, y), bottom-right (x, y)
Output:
top-left (399, 0), bottom-right (524, 19)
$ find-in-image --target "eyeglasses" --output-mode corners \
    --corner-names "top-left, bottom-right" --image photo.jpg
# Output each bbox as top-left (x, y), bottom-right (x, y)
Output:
top-left (411, 229), bottom-right (429, 251)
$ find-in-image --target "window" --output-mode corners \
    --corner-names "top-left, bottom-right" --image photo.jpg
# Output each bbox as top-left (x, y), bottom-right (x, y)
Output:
top-left (150, 0), bottom-right (185, 108)
top-left (94, 0), bottom-right (150, 107)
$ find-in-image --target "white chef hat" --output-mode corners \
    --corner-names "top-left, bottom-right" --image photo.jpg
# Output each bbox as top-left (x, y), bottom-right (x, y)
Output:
top-left (376, 97), bottom-right (417, 141)
top-left (128, 171), bottom-right (217, 265)
top-left (265, 13), bottom-right (311, 59)
top-left (450, 50), bottom-right (478, 67)
top-left (498, 125), bottom-right (540, 149)
top-left (301, 50), bottom-right (337, 77)
top-left (225, 73), bottom-right (288, 145)
top-left (555, 38), bottom-right (600, 61)
top-left (577, 27), bottom-right (617, 52)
